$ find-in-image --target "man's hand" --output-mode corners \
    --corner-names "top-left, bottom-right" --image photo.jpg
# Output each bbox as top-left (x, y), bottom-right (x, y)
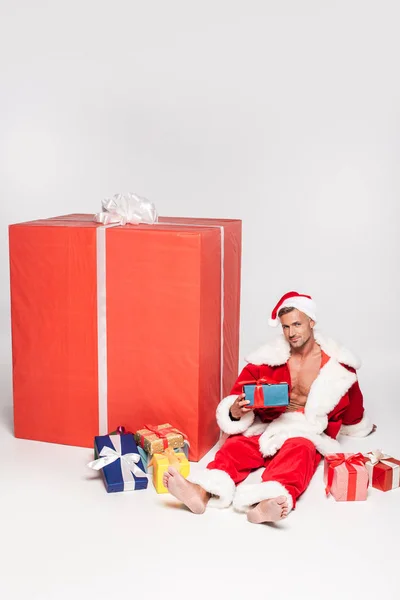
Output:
top-left (230, 393), bottom-right (253, 420)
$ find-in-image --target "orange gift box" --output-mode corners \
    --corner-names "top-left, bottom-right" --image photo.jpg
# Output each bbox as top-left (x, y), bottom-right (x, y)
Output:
top-left (9, 214), bottom-right (241, 461)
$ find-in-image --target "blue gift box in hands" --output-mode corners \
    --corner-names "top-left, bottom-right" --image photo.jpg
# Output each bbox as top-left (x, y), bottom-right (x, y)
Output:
top-left (243, 380), bottom-right (289, 409)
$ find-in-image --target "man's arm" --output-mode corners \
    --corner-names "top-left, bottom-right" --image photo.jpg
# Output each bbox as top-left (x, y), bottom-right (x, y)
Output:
top-left (339, 375), bottom-right (375, 437)
top-left (216, 365), bottom-right (259, 435)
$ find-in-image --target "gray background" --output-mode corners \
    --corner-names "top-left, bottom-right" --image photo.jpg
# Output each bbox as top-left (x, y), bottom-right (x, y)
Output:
top-left (0, 3), bottom-right (399, 599)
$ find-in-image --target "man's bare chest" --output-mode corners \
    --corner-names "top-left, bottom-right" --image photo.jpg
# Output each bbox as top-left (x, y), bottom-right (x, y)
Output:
top-left (288, 349), bottom-right (322, 397)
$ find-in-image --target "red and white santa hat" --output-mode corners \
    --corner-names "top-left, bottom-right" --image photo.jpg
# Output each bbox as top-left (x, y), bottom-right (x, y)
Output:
top-left (268, 291), bottom-right (317, 327)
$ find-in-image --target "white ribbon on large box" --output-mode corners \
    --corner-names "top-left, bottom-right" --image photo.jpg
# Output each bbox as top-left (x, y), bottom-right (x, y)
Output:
top-left (95, 196), bottom-right (225, 435)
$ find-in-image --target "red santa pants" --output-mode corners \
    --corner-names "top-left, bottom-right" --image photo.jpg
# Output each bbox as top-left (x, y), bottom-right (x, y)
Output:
top-left (207, 434), bottom-right (322, 508)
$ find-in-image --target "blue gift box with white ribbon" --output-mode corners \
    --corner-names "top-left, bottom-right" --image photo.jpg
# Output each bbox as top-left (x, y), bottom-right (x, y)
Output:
top-left (89, 433), bottom-right (148, 493)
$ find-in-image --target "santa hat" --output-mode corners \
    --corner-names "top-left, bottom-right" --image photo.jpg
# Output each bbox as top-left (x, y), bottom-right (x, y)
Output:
top-left (268, 291), bottom-right (317, 327)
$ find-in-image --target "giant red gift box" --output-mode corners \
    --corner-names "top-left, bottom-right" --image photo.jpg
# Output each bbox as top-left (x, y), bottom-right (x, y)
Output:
top-left (9, 214), bottom-right (241, 461)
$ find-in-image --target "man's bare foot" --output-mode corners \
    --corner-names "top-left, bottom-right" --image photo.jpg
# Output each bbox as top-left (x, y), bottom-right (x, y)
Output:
top-left (163, 467), bottom-right (210, 514)
top-left (247, 495), bottom-right (289, 524)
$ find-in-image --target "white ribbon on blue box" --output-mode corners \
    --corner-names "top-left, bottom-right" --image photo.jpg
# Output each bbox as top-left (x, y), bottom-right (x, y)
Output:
top-left (88, 433), bottom-right (148, 492)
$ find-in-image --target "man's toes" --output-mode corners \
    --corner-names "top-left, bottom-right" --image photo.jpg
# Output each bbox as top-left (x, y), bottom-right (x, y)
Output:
top-left (276, 495), bottom-right (287, 505)
top-left (167, 466), bottom-right (179, 476)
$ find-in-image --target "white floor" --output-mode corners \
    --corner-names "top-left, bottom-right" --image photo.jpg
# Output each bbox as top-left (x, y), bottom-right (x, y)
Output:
top-left (1, 363), bottom-right (399, 600)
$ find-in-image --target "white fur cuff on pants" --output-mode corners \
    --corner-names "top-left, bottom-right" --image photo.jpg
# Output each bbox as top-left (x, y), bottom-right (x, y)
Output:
top-left (187, 468), bottom-right (236, 508)
top-left (233, 480), bottom-right (294, 514)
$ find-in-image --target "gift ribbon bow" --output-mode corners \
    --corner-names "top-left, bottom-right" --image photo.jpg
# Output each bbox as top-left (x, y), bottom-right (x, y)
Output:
top-left (241, 378), bottom-right (283, 409)
top-left (94, 193), bottom-right (158, 226)
top-left (365, 449), bottom-right (390, 466)
top-left (364, 449), bottom-right (400, 489)
top-left (143, 424), bottom-right (189, 450)
top-left (148, 447), bottom-right (183, 469)
top-left (88, 436), bottom-right (147, 490)
top-left (325, 453), bottom-right (366, 498)
top-left (115, 425), bottom-right (133, 435)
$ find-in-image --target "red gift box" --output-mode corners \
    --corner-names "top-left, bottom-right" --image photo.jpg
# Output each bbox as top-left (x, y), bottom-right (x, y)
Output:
top-left (364, 450), bottom-right (400, 492)
top-left (9, 214), bottom-right (241, 461)
top-left (324, 453), bottom-right (369, 501)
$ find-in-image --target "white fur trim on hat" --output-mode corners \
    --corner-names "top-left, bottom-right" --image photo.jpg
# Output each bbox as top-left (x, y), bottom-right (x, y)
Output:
top-left (269, 292), bottom-right (317, 327)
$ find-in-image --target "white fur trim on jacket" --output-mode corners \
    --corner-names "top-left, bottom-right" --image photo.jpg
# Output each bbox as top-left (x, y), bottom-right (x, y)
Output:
top-left (257, 411), bottom-right (341, 457)
top-left (188, 468), bottom-right (235, 508)
top-left (244, 418), bottom-right (269, 437)
top-left (259, 430), bottom-right (341, 457)
top-left (254, 356), bottom-right (356, 457)
top-left (216, 394), bottom-right (255, 435)
top-left (304, 358), bottom-right (357, 423)
top-left (245, 335), bottom-right (290, 367)
top-left (233, 480), bottom-right (294, 514)
top-left (340, 413), bottom-right (374, 437)
top-left (245, 329), bottom-right (361, 370)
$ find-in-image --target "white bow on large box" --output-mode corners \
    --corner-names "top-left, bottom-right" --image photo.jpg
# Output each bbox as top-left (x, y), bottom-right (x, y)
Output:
top-left (94, 193), bottom-right (158, 226)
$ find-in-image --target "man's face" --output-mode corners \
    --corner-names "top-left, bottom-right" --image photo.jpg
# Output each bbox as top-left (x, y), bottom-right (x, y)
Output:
top-left (280, 309), bottom-right (315, 349)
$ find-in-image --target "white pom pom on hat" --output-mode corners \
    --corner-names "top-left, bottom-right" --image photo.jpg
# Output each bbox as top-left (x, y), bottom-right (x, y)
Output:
top-left (268, 291), bottom-right (317, 327)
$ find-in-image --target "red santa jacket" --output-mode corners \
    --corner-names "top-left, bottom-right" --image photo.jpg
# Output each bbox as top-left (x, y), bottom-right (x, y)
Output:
top-left (216, 330), bottom-right (374, 456)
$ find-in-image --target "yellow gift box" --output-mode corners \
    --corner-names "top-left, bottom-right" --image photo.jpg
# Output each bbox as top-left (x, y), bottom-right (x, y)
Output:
top-left (151, 449), bottom-right (190, 494)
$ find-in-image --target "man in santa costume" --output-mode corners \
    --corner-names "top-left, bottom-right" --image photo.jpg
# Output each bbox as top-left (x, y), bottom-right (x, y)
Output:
top-left (163, 291), bottom-right (375, 523)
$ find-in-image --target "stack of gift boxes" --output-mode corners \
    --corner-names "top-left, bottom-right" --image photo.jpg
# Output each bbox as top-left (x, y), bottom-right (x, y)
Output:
top-left (88, 424), bottom-right (190, 493)
top-left (324, 450), bottom-right (400, 501)
top-left (8, 210), bottom-right (400, 500)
